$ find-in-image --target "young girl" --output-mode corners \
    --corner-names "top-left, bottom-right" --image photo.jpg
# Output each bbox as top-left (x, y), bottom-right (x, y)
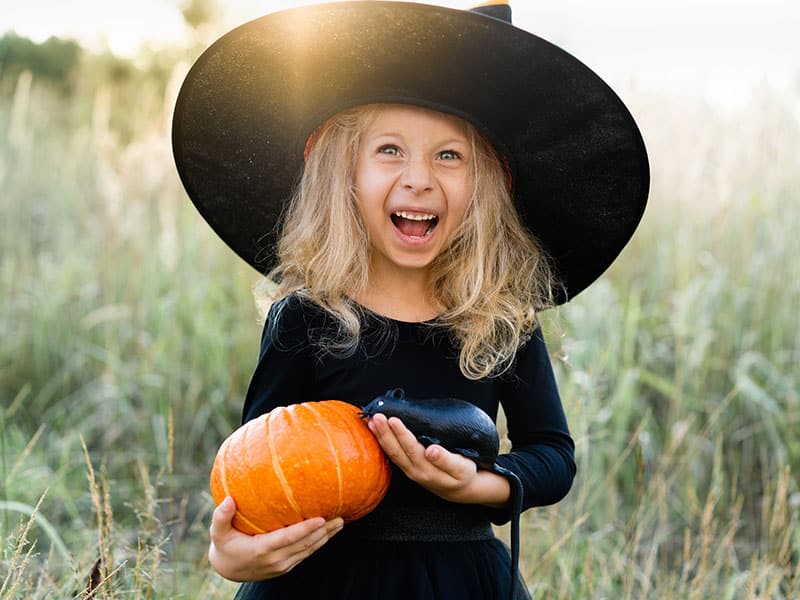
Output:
top-left (172, 2), bottom-right (649, 598)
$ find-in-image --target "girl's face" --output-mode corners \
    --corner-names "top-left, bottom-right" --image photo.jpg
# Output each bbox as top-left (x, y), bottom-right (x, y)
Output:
top-left (354, 104), bottom-right (472, 280)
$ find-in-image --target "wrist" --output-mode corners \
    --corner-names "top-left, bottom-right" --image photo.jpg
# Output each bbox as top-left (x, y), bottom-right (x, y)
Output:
top-left (441, 470), bottom-right (511, 508)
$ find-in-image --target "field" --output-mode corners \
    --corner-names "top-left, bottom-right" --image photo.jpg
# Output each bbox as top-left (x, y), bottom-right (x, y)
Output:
top-left (1, 47), bottom-right (798, 598)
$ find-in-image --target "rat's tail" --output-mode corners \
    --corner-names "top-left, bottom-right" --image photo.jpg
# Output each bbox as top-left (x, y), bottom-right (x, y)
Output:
top-left (494, 465), bottom-right (524, 600)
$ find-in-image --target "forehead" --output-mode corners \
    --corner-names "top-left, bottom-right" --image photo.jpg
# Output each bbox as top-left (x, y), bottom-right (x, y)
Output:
top-left (363, 104), bottom-right (470, 139)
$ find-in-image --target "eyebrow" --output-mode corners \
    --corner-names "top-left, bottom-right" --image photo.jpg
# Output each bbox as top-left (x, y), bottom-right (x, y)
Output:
top-left (367, 132), bottom-right (470, 146)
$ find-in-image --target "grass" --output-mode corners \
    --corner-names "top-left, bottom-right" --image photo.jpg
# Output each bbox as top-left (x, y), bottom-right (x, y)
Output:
top-left (0, 59), bottom-right (798, 598)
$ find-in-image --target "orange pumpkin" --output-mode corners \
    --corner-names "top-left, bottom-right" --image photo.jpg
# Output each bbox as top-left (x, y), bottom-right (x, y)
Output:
top-left (210, 400), bottom-right (391, 534)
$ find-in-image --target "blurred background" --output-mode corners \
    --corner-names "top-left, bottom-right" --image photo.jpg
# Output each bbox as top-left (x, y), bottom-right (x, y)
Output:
top-left (1, 1), bottom-right (798, 597)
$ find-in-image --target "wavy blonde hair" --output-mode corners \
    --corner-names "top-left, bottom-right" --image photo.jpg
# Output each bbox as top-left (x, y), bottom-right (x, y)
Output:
top-left (256, 103), bottom-right (558, 379)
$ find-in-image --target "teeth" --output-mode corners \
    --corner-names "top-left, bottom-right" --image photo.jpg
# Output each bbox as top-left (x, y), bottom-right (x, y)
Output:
top-left (393, 211), bottom-right (437, 221)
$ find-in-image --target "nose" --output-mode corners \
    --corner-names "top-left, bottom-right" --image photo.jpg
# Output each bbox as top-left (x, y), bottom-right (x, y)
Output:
top-left (400, 158), bottom-right (434, 194)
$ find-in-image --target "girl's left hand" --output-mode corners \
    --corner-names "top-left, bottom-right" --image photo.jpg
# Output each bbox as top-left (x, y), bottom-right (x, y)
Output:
top-left (367, 413), bottom-right (478, 503)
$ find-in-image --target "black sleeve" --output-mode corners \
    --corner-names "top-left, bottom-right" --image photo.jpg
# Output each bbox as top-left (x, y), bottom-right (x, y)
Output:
top-left (240, 296), bottom-right (316, 424)
top-left (489, 327), bottom-right (576, 524)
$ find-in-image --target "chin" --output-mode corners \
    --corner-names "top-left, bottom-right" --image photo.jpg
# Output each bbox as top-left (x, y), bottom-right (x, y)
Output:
top-left (378, 252), bottom-right (437, 274)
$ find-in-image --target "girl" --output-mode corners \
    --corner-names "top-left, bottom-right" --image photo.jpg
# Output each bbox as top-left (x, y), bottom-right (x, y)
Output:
top-left (172, 2), bottom-right (649, 598)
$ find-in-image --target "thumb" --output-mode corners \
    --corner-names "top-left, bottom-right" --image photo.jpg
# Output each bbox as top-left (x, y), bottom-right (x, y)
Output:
top-left (210, 496), bottom-right (236, 538)
top-left (425, 444), bottom-right (449, 466)
top-left (426, 444), bottom-right (470, 477)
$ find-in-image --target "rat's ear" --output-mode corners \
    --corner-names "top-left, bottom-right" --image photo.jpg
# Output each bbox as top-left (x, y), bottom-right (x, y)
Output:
top-left (469, 0), bottom-right (512, 24)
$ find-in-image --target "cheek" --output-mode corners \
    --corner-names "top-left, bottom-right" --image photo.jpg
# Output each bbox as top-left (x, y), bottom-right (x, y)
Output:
top-left (353, 191), bottom-right (383, 236)
top-left (354, 190), bottom-right (376, 217)
top-left (354, 170), bottom-right (385, 209)
top-left (448, 183), bottom-right (472, 225)
top-left (352, 195), bottom-right (371, 233)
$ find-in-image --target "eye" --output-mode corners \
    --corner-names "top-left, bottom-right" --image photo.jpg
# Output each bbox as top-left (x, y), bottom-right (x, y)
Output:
top-left (438, 149), bottom-right (462, 160)
top-left (377, 144), bottom-right (400, 156)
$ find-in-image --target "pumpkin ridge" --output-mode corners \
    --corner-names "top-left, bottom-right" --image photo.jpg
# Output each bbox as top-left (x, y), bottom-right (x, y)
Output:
top-left (242, 418), bottom-right (268, 525)
top-left (232, 420), bottom-right (260, 533)
top-left (234, 509), bottom-right (267, 534)
top-left (338, 407), bottom-right (388, 518)
top-left (305, 402), bottom-right (344, 517)
top-left (267, 408), bottom-right (304, 518)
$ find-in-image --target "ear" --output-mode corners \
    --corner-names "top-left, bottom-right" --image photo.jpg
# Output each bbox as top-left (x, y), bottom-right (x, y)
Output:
top-left (469, 0), bottom-right (512, 24)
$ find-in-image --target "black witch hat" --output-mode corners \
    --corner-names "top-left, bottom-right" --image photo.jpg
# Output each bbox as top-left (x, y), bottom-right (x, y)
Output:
top-left (172, 1), bottom-right (649, 303)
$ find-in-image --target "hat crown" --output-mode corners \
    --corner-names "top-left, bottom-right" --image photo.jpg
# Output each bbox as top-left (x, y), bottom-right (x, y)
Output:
top-left (469, 1), bottom-right (512, 24)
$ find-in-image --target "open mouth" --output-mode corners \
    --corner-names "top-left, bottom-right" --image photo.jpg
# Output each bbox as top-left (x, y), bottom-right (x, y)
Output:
top-left (390, 211), bottom-right (439, 238)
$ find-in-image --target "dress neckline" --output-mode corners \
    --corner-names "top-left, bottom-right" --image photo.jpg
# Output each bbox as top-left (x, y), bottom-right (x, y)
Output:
top-left (353, 299), bottom-right (444, 326)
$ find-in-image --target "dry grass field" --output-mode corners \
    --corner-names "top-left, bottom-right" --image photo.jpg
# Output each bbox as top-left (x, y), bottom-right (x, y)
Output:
top-left (1, 50), bottom-right (798, 598)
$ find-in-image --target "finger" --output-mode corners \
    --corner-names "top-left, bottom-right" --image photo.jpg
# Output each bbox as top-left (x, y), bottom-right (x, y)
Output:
top-left (424, 444), bottom-right (473, 480)
top-left (368, 414), bottom-right (400, 452)
top-left (283, 518), bottom-right (344, 560)
top-left (386, 417), bottom-right (426, 462)
top-left (266, 516), bottom-right (328, 549)
top-left (209, 496), bottom-right (236, 540)
top-left (262, 518), bottom-right (344, 575)
top-left (369, 415), bottom-right (414, 469)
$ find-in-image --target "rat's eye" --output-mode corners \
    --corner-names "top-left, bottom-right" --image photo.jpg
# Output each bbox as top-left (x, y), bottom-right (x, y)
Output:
top-left (377, 400), bottom-right (385, 407)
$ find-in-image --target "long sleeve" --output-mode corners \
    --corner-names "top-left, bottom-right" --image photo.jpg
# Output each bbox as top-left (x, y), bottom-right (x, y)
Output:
top-left (241, 296), bottom-right (316, 424)
top-left (489, 327), bottom-right (576, 523)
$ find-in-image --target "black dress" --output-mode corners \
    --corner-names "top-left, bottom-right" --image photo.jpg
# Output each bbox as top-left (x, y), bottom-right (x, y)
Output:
top-left (234, 295), bottom-right (576, 599)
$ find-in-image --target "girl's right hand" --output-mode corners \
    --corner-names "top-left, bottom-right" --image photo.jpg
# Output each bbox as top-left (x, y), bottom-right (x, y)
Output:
top-left (208, 496), bottom-right (344, 581)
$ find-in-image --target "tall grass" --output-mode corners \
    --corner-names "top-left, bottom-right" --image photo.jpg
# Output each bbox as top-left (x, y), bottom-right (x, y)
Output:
top-left (519, 85), bottom-right (800, 598)
top-left (0, 59), bottom-right (798, 598)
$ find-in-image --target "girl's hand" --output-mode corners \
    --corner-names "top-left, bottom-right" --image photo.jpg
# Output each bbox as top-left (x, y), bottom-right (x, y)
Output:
top-left (367, 413), bottom-right (479, 502)
top-left (208, 496), bottom-right (344, 581)
top-left (368, 414), bottom-right (511, 507)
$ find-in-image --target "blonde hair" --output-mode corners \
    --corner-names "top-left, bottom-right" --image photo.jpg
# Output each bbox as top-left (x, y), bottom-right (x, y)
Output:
top-left (256, 104), bottom-right (558, 379)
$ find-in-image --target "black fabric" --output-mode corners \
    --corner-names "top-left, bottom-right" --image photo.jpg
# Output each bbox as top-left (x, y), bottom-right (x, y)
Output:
top-left (235, 537), bottom-right (529, 600)
top-left (172, 1), bottom-right (650, 304)
top-left (235, 294), bottom-right (575, 599)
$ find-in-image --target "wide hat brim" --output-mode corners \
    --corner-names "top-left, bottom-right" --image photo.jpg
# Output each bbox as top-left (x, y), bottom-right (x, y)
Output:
top-left (172, 1), bottom-right (649, 304)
